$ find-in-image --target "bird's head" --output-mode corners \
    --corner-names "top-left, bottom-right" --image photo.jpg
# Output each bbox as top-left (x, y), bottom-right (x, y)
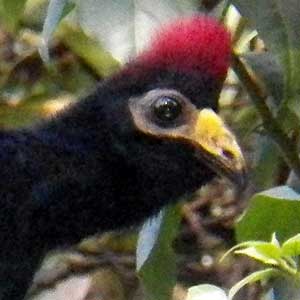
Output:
top-left (102, 16), bottom-right (246, 199)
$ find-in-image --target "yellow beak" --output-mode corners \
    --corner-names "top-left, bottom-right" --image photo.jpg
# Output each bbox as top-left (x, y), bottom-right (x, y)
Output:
top-left (187, 108), bottom-right (246, 188)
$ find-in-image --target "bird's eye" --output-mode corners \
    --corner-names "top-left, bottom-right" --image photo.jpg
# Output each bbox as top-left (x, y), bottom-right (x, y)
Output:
top-left (153, 97), bottom-right (182, 122)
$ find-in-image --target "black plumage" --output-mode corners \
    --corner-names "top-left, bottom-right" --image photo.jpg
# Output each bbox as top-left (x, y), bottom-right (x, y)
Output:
top-left (0, 16), bottom-right (245, 299)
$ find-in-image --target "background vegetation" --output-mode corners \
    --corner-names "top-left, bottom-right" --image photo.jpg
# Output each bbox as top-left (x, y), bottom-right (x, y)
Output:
top-left (1, 0), bottom-right (300, 299)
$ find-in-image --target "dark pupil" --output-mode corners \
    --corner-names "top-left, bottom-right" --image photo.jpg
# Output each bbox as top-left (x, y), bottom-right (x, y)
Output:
top-left (153, 97), bottom-right (182, 122)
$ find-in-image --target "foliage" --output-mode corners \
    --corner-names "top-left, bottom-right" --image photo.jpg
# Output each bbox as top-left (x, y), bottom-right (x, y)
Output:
top-left (223, 233), bottom-right (300, 299)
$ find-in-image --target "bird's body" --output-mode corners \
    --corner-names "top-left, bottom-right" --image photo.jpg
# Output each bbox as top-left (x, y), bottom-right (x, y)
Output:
top-left (0, 16), bottom-right (246, 299)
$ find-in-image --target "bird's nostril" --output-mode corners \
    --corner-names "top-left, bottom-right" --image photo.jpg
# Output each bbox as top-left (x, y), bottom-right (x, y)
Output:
top-left (221, 149), bottom-right (234, 160)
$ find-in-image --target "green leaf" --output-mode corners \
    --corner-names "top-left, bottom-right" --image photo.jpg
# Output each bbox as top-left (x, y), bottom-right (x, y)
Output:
top-left (236, 186), bottom-right (300, 242)
top-left (222, 234), bottom-right (282, 265)
top-left (282, 234), bottom-right (300, 256)
top-left (186, 285), bottom-right (228, 300)
top-left (137, 205), bottom-right (181, 300)
top-left (228, 268), bottom-right (280, 300)
top-left (75, 0), bottom-right (198, 63)
top-left (0, 0), bottom-right (27, 32)
top-left (235, 246), bottom-right (279, 265)
top-left (221, 240), bottom-right (275, 262)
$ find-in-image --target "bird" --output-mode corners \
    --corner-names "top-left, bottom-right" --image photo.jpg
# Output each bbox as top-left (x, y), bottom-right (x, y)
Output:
top-left (0, 16), bottom-right (246, 300)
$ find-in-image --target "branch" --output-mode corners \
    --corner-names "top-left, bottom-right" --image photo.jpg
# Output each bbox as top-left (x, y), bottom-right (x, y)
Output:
top-left (232, 52), bottom-right (300, 179)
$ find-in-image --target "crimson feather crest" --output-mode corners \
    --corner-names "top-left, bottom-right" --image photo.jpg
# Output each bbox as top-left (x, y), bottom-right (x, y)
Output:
top-left (138, 16), bottom-right (231, 80)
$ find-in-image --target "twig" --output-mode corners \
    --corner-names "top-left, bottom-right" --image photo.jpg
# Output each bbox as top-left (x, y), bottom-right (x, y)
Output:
top-left (232, 52), bottom-right (300, 179)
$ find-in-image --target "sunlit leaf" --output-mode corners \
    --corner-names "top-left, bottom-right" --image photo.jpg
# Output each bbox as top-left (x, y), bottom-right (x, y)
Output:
top-left (221, 240), bottom-right (274, 262)
top-left (235, 247), bottom-right (279, 265)
top-left (249, 239), bottom-right (282, 260)
top-left (186, 284), bottom-right (228, 300)
top-left (282, 234), bottom-right (300, 257)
